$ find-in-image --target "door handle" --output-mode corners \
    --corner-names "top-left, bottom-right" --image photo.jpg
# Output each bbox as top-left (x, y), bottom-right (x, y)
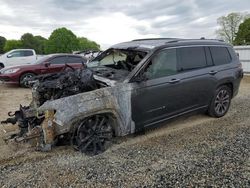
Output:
top-left (168, 78), bottom-right (180, 84)
top-left (209, 70), bottom-right (218, 75)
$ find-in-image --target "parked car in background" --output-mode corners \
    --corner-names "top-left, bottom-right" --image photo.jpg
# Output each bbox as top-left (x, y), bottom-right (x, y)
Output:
top-left (73, 50), bottom-right (103, 61)
top-left (0, 49), bottom-right (43, 69)
top-left (0, 54), bottom-right (86, 87)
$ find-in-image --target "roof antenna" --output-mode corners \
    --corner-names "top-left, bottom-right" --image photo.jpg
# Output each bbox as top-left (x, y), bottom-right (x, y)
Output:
top-left (200, 37), bottom-right (205, 40)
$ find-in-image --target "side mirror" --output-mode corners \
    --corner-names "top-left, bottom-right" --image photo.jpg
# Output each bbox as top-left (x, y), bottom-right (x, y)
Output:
top-left (7, 54), bottom-right (12, 58)
top-left (44, 62), bottom-right (51, 67)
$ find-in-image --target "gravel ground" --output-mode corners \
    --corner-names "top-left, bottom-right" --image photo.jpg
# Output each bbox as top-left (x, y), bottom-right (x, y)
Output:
top-left (0, 78), bottom-right (249, 187)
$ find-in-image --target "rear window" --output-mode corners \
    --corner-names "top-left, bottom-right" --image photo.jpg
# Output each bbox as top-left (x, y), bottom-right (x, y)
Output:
top-left (23, 50), bottom-right (34, 56)
top-left (49, 56), bottom-right (67, 64)
top-left (210, 47), bottom-right (231, 65)
top-left (178, 47), bottom-right (207, 71)
top-left (67, 56), bottom-right (84, 64)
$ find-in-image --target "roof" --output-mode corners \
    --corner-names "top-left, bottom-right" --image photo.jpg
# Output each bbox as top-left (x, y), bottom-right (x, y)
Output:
top-left (111, 38), bottom-right (231, 51)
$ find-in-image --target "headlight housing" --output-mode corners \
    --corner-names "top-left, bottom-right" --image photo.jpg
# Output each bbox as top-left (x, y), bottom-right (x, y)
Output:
top-left (2, 68), bottom-right (20, 74)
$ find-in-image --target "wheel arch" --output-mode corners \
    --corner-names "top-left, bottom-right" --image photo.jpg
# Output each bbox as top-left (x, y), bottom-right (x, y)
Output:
top-left (19, 71), bottom-right (37, 83)
top-left (216, 82), bottom-right (233, 97)
top-left (0, 62), bottom-right (4, 69)
top-left (65, 110), bottom-right (123, 137)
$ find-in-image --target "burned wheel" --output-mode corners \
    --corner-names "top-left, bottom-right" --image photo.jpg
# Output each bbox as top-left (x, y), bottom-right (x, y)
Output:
top-left (72, 115), bottom-right (113, 155)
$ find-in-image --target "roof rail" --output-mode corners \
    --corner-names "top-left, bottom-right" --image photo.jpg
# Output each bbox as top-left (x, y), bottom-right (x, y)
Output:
top-left (132, 38), bottom-right (179, 41)
top-left (200, 37), bottom-right (225, 42)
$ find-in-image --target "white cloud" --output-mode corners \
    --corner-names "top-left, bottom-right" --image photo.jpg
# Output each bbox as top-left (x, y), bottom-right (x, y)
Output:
top-left (78, 12), bottom-right (159, 49)
top-left (0, 0), bottom-right (249, 49)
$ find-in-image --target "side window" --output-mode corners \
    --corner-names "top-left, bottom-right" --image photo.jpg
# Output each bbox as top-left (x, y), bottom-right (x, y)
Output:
top-left (144, 49), bottom-right (177, 80)
top-left (67, 56), bottom-right (84, 64)
top-left (49, 56), bottom-right (67, 64)
top-left (22, 50), bottom-right (34, 57)
top-left (210, 47), bottom-right (232, 65)
top-left (8, 51), bottom-right (23, 58)
top-left (178, 47), bottom-right (207, 71)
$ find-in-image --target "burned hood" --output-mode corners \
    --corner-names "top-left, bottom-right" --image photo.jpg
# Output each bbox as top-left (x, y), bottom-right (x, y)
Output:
top-left (90, 66), bottom-right (130, 82)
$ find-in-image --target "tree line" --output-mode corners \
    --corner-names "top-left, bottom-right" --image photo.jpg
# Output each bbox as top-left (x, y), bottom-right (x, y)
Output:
top-left (0, 27), bottom-right (100, 54)
top-left (0, 14), bottom-right (249, 54)
top-left (216, 12), bottom-right (250, 45)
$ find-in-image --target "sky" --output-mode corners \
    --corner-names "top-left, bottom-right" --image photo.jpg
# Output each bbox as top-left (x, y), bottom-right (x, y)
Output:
top-left (0, 0), bottom-right (249, 49)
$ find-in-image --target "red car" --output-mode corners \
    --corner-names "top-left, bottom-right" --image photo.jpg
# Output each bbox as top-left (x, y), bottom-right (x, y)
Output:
top-left (0, 54), bottom-right (86, 87)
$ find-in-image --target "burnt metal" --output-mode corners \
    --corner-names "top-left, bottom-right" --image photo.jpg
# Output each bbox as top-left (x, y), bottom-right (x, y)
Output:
top-left (30, 67), bottom-right (97, 107)
top-left (72, 115), bottom-right (113, 155)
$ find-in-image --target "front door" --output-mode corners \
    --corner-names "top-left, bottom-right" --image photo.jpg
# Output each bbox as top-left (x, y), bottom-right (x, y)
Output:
top-left (131, 48), bottom-right (188, 130)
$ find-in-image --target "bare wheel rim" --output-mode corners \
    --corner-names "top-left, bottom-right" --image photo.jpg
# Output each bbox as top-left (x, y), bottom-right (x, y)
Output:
top-left (214, 89), bottom-right (230, 115)
top-left (75, 115), bottom-right (113, 155)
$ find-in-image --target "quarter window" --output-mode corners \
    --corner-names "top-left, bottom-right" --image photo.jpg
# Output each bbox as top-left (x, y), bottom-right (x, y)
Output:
top-left (210, 47), bottom-right (231, 65)
top-left (178, 47), bottom-right (207, 71)
top-left (145, 49), bottom-right (177, 79)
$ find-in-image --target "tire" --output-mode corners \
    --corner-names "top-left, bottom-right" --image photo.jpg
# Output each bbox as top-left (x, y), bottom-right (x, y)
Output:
top-left (0, 63), bottom-right (4, 69)
top-left (208, 85), bottom-right (232, 118)
top-left (72, 114), bottom-right (113, 155)
top-left (19, 73), bottom-right (36, 88)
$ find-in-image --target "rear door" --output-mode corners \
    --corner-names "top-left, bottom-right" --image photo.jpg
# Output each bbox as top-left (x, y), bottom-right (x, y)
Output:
top-left (22, 50), bottom-right (36, 64)
top-left (66, 56), bottom-right (85, 69)
top-left (175, 46), bottom-right (217, 107)
top-left (47, 56), bottom-right (67, 73)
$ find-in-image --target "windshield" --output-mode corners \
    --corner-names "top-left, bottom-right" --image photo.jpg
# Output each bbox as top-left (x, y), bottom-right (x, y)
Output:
top-left (87, 49), bottom-right (147, 72)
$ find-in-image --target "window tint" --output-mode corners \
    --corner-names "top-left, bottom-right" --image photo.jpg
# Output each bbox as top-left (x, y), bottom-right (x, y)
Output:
top-left (145, 49), bottom-right (177, 79)
top-left (210, 47), bottom-right (231, 65)
top-left (23, 50), bottom-right (33, 56)
top-left (49, 56), bottom-right (67, 64)
top-left (9, 51), bottom-right (23, 57)
top-left (178, 47), bottom-right (207, 71)
top-left (67, 56), bottom-right (84, 64)
top-left (205, 47), bottom-right (213, 66)
top-left (9, 50), bottom-right (34, 57)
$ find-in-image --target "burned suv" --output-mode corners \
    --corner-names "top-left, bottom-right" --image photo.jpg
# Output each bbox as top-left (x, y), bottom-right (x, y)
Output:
top-left (2, 38), bottom-right (243, 155)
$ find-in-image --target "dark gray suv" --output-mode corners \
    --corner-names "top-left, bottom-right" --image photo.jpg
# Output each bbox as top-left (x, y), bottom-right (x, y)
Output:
top-left (2, 38), bottom-right (243, 154)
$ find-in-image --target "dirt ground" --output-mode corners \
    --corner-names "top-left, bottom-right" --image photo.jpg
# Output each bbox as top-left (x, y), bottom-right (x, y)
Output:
top-left (0, 77), bottom-right (249, 187)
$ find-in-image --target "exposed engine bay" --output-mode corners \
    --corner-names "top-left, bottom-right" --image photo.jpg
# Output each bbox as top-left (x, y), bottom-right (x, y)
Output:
top-left (1, 48), bottom-right (147, 153)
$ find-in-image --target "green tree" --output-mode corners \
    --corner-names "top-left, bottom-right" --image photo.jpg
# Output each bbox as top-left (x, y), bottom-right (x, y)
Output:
top-left (234, 18), bottom-right (250, 45)
top-left (77, 37), bottom-right (100, 51)
top-left (45, 27), bottom-right (79, 54)
top-left (21, 33), bottom-right (48, 54)
top-left (216, 12), bottom-right (245, 44)
top-left (21, 33), bottom-right (37, 49)
top-left (0, 36), bottom-right (6, 53)
top-left (3, 40), bottom-right (22, 52)
top-left (34, 35), bottom-right (47, 54)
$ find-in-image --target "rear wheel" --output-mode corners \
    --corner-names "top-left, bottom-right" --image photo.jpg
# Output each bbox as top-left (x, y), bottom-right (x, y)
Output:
top-left (19, 73), bottom-right (35, 87)
top-left (208, 85), bottom-right (232, 117)
top-left (72, 114), bottom-right (113, 155)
